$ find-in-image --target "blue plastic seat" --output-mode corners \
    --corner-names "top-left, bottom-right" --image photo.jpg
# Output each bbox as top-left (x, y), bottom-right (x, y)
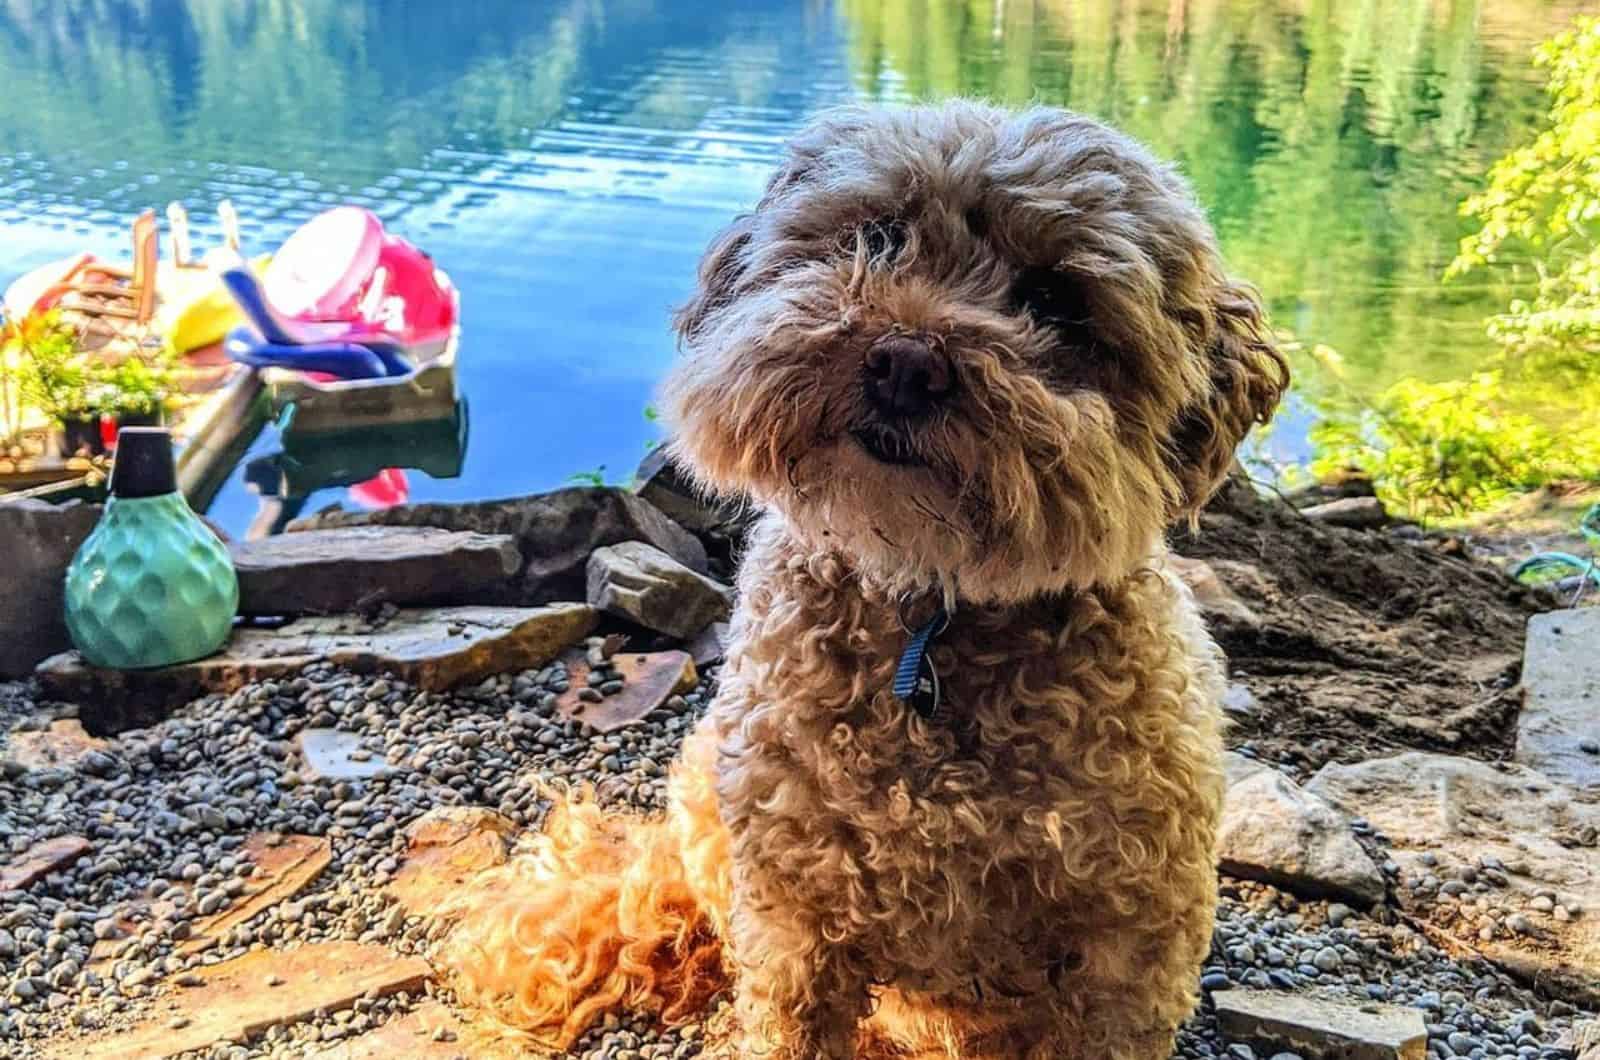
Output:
top-left (219, 268), bottom-right (412, 379)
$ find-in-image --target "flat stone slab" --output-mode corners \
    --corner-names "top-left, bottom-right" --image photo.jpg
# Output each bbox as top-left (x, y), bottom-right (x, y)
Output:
top-left (86, 834), bottom-right (331, 968)
top-left (180, 834), bottom-right (331, 956)
top-left (1219, 759), bottom-right (1386, 907)
top-left (386, 807), bottom-right (514, 920)
top-left (1520, 607), bottom-right (1600, 790)
top-left (1, 718), bottom-right (110, 773)
top-left (1558, 1020), bottom-right (1599, 1060)
top-left (232, 526), bottom-right (521, 615)
top-left (297, 729), bottom-right (393, 782)
top-left (37, 604), bottom-right (598, 733)
top-left (554, 647), bottom-right (698, 733)
top-left (302, 1000), bottom-right (520, 1059)
top-left (0, 834), bottom-right (92, 891)
top-left (1310, 752), bottom-right (1600, 1007)
top-left (689, 620), bottom-right (730, 667)
top-left (285, 486), bottom-right (708, 604)
top-left (54, 941), bottom-right (431, 1060)
top-left (1213, 989), bottom-right (1426, 1060)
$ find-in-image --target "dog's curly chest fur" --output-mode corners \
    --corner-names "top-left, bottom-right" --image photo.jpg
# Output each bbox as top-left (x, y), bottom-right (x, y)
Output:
top-left (710, 519), bottom-right (1227, 1013)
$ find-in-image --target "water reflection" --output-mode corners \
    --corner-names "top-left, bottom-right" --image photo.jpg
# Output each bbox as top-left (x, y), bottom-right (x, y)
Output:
top-left (240, 400), bottom-right (469, 538)
top-left (0, 0), bottom-right (1585, 531)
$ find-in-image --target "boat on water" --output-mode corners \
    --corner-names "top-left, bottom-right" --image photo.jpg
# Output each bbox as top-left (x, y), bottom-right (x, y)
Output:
top-left (1, 203), bottom-right (462, 505)
top-left (220, 205), bottom-right (461, 438)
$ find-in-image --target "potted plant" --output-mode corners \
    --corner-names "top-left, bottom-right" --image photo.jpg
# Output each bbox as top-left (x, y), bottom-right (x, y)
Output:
top-left (13, 310), bottom-right (102, 457)
top-left (94, 353), bottom-right (176, 432)
top-left (0, 314), bottom-right (25, 455)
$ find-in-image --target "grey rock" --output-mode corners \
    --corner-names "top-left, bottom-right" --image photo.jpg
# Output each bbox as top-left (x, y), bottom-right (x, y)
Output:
top-left (1300, 496), bottom-right (1388, 529)
top-left (587, 542), bottom-right (733, 640)
top-left (633, 446), bottom-right (745, 536)
top-left (1219, 764), bottom-right (1387, 907)
top-left (1519, 607), bottom-right (1600, 789)
top-left (1212, 989), bottom-right (1426, 1059)
top-left (296, 730), bottom-right (394, 782)
top-left (284, 487), bottom-right (707, 604)
top-left (0, 500), bottom-right (101, 678)
top-left (1309, 751), bottom-right (1600, 1007)
top-left (232, 526), bottom-right (520, 615)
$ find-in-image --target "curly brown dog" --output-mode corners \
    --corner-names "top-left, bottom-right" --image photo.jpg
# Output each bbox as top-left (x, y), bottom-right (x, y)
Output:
top-left (447, 101), bottom-right (1288, 1059)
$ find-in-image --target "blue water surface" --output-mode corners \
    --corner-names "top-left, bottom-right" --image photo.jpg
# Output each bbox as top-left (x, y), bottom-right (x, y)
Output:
top-left (0, 0), bottom-right (1575, 535)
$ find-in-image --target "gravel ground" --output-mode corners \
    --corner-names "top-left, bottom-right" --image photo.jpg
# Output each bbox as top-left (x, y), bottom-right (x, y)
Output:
top-left (0, 651), bottom-right (1591, 1059)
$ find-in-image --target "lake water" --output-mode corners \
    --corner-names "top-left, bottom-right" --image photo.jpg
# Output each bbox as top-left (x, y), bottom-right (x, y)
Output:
top-left (0, 0), bottom-right (1585, 536)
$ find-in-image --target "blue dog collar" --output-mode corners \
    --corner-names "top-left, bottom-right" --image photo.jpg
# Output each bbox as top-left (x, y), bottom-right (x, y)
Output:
top-left (894, 607), bottom-right (949, 720)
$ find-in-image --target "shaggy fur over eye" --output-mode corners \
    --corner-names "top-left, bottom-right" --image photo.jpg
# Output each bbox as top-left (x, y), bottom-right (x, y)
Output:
top-left (446, 101), bottom-right (1287, 1060)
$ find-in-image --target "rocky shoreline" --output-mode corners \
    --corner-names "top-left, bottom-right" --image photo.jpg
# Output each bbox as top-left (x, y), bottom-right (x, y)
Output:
top-left (1, 461), bottom-right (1596, 1059)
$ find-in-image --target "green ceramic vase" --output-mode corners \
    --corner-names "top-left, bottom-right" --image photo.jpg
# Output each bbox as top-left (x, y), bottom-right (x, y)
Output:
top-left (64, 428), bottom-right (238, 669)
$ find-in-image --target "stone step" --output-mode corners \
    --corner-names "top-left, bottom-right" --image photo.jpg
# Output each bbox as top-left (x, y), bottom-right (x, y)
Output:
top-left (1212, 988), bottom-right (1426, 1059)
top-left (36, 603), bottom-right (598, 733)
top-left (51, 941), bottom-right (431, 1060)
top-left (232, 526), bottom-right (521, 615)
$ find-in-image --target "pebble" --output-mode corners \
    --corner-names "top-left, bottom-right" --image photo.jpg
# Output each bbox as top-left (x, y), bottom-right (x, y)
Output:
top-left (2, 655), bottom-right (1593, 1060)
top-left (0, 661), bottom-right (715, 1055)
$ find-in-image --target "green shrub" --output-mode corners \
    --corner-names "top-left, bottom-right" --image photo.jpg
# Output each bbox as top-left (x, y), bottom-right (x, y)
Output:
top-left (1310, 18), bottom-right (1600, 518)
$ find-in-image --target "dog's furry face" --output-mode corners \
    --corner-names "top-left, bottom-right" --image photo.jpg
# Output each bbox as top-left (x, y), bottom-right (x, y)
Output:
top-left (664, 102), bottom-right (1287, 604)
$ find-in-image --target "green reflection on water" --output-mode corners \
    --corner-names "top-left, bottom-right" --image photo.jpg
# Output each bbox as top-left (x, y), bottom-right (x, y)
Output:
top-left (840, 0), bottom-right (1586, 452)
top-left (1, 0), bottom-right (1590, 510)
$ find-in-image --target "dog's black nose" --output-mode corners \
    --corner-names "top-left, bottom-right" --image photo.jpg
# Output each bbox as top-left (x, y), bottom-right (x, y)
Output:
top-left (863, 335), bottom-right (953, 418)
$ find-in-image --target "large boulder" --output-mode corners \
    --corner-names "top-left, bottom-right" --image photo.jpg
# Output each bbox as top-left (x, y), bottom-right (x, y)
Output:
top-left (232, 526), bottom-right (521, 615)
top-left (587, 541), bottom-right (734, 640)
top-left (0, 500), bottom-right (101, 677)
top-left (1309, 752), bottom-right (1600, 1007)
top-left (37, 604), bottom-right (597, 733)
top-left (285, 488), bottom-right (706, 605)
top-left (1218, 753), bottom-right (1387, 907)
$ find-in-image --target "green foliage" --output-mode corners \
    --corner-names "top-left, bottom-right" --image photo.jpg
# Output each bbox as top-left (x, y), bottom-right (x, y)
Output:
top-left (0, 310), bottom-right (177, 434)
top-left (568, 465), bottom-right (608, 487)
top-left (92, 354), bottom-right (176, 418)
top-left (1448, 18), bottom-right (1600, 361)
top-left (1309, 368), bottom-right (1600, 520)
top-left (5, 310), bottom-right (95, 423)
top-left (1306, 18), bottom-right (1600, 519)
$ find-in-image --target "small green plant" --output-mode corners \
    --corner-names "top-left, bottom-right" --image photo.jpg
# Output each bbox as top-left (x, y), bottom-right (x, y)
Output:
top-left (11, 310), bottom-right (96, 424)
top-left (568, 465), bottom-right (608, 487)
top-left (1308, 368), bottom-right (1600, 520)
top-left (93, 353), bottom-right (175, 419)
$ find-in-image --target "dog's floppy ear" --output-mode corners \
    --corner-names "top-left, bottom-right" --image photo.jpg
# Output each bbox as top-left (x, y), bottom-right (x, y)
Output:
top-left (1169, 281), bottom-right (1289, 517)
top-left (674, 214), bottom-right (756, 343)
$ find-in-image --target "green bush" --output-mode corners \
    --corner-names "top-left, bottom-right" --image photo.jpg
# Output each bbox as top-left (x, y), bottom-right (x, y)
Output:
top-left (1448, 17), bottom-right (1600, 361)
top-left (1310, 18), bottom-right (1600, 519)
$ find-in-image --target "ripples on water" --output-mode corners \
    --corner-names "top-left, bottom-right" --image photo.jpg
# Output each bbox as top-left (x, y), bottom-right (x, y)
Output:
top-left (0, 0), bottom-right (1582, 533)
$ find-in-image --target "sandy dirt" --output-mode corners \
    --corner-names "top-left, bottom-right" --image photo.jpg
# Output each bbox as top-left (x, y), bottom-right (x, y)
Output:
top-left (1174, 478), bottom-right (1561, 778)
